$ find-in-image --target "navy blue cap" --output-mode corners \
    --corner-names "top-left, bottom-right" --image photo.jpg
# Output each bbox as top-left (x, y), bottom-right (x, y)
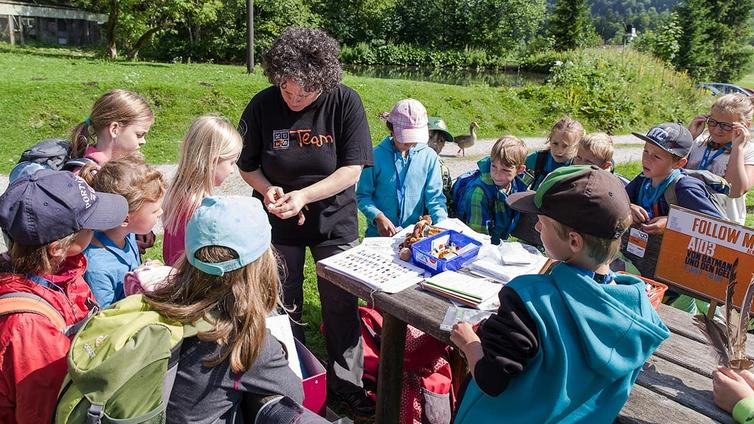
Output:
top-left (0, 169), bottom-right (129, 246)
top-left (632, 123), bottom-right (693, 158)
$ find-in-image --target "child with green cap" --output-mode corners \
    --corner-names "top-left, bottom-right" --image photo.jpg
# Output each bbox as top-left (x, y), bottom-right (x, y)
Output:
top-left (450, 165), bottom-right (669, 423)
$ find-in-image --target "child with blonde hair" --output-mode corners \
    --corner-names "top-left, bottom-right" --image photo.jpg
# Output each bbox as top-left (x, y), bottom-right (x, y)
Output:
top-left (687, 93), bottom-right (754, 224)
top-left (526, 117), bottom-right (584, 190)
top-left (70, 89), bottom-right (154, 167)
top-left (451, 166), bottom-right (668, 423)
top-left (162, 115), bottom-right (243, 265)
top-left (147, 196), bottom-right (305, 423)
top-left (453, 135), bottom-right (528, 244)
top-left (0, 170), bottom-right (128, 423)
top-left (573, 132), bottom-right (630, 185)
top-left (80, 153), bottom-right (165, 307)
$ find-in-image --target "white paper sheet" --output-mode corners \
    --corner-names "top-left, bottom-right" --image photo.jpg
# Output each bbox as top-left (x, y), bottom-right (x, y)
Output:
top-left (266, 314), bottom-right (302, 379)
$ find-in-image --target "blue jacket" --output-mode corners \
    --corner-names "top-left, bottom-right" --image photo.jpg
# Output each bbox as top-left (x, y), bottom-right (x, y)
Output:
top-left (357, 137), bottom-right (447, 237)
top-left (455, 263), bottom-right (670, 423)
top-left (83, 232), bottom-right (141, 308)
top-left (455, 157), bottom-right (528, 244)
top-left (625, 169), bottom-right (723, 219)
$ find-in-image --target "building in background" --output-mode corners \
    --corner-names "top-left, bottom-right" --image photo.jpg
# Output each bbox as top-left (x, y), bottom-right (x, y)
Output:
top-left (0, 1), bottom-right (106, 46)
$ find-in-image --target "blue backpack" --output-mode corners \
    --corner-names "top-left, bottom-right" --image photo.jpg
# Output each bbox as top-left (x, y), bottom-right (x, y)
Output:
top-left (449, 169), bottom-right (498, 223)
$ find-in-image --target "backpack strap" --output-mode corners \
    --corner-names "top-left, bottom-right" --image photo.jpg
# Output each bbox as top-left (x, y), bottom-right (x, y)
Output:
top-left (0, 292), bottom-right (67, 331)
top-left (533, 150), bottom-right (549, 187)
top-left (62, 156), bottom-right (97, 171)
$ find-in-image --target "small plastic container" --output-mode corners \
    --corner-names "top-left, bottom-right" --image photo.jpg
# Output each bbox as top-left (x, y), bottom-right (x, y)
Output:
top-left (411, 230), bottom-right (482, 275)
top-left (617, 272), bottom-right (668, 310)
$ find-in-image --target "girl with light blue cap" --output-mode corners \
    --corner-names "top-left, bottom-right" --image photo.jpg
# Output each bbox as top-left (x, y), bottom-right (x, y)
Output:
top-left (144, 196), bottom-right (326, 423)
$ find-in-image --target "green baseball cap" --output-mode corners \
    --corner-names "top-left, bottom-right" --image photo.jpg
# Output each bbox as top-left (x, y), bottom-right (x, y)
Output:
top-left (428, 117), bottom-right (453, 143)
top-left (506, 165), bottom-right (631, 239)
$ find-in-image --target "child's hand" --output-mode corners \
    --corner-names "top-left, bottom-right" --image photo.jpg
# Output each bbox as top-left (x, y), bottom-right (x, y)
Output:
top-left (374, 214), bottom-right (397, 237)
top-left (713, 367), bottom-right (754, 413)
top-left (450, 321), bottom-right (480, 349)
top-left (731, 123), bottom-right (751, 149)
top-left (641, 216), bottom-right (667, 234)
top-left (136, 231), bottom-right (156, 254)
top-left (689, 114), bottom-right (708, 139)
top-left (630, 204), bottom-right (650, 224)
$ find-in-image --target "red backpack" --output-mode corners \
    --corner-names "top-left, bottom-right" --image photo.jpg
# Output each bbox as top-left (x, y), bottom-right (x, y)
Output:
top-left (358, 306), bottom-right (455, 424)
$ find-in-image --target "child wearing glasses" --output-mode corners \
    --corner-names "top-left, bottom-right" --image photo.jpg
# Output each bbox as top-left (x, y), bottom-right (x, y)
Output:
top-left (687, 94), bottom-right (754, 225)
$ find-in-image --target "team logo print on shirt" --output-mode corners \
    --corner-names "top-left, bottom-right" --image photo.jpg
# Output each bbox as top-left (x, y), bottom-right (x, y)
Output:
top-left (289, 129), bottom-right (335, 148)
top-left (273, 129), bottom-right (290, 150)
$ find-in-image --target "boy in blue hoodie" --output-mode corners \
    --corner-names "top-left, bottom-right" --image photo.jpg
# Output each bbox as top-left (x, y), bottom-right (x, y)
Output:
top-left (626, 122), bottom-right (723, 235)
top-left (357, 99), bottom-right (447, 237)
top-left (450, 165), bottom-right (670, 423)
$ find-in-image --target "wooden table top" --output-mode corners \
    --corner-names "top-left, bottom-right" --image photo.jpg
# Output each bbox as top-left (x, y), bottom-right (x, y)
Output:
top-left (317, 263), bottom-right (744, 423)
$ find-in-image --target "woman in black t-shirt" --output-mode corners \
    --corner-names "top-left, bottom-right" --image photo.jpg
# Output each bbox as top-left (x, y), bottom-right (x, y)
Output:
top-left (237, 27), bottom-right (375, 416)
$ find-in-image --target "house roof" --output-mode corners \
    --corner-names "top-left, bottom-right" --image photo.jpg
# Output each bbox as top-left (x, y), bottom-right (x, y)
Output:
top-left (0, 1), bottom-right (107, 24)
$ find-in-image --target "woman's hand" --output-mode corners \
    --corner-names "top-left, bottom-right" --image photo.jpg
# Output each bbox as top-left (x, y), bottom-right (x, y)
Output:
top-left (641, 216), bottom-right (667, 235)
top-left (713, 367), bottom-right (754, 413)
top-left (374, 214), bottom-right (397, 237)
top-left (268, 190), bottom-right (308, 220)
top-left (264, 186), bottom-right (285, 208)
top-left (689, 114), bottom-right (708, 139)
top-left (630, 204), bottom-right (650, 224)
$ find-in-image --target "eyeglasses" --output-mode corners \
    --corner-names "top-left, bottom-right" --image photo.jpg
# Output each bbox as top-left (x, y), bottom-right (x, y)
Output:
top-left (706, 117), bottom-right (735, 131)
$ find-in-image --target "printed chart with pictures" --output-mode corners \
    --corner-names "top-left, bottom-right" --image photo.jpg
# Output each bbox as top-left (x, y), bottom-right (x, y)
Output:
top-left (320, 246), bottom-right (426, 293)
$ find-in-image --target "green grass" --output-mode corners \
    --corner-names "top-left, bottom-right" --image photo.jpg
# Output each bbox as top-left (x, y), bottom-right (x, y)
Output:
top-left (0, 44), bottom-right (705, 174)
top-left (735, 63), bottom-right (754, 88)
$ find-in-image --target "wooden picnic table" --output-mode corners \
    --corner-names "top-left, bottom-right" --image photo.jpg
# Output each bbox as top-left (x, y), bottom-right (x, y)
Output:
top-left (317, 262), bottom-right (748, 424)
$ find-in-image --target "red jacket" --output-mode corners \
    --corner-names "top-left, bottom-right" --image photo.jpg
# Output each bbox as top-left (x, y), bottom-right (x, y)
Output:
top-left (0, 254), bottom-right (95, 424)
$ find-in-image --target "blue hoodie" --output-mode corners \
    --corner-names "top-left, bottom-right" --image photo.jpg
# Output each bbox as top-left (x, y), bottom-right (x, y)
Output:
top-left (357, 136), bottom-right (447, 237)
top-left (455, 263), bottom-right (670, 423)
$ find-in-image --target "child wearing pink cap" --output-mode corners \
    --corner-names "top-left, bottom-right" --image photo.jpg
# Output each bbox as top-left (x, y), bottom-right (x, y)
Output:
top-left (357, 98), bottom-right (448, 236)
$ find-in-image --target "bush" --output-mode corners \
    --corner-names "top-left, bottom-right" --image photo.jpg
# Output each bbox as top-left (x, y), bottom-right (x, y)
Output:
top-left (522, 48), bottom-right (705, 134)
top-left (339, 43), bottom-right (511, 68)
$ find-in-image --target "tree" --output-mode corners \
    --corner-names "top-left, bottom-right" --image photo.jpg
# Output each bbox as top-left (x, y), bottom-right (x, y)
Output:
top-left (673, 0), bottom-right (753, 81)
top-left (549, 0), bottom-right (597, 51)
top-left (72, 0), bottom-right (221, 59)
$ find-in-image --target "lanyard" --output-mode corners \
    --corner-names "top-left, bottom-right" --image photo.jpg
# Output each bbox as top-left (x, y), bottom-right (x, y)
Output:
top-left (27, 274), bottom-right (65, 292)
top-left (699, 141), bottom-right (732, 170)
top-left (393, 141), bottom-right (413, 223)
top-left (638, 169), bottom-right (681, 219)
top-left (566, 264), bottom-right (616, 284)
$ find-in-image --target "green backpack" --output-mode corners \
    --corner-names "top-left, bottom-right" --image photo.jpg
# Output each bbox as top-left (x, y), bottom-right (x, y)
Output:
top-left (54, 294), bottom-right (209, 424)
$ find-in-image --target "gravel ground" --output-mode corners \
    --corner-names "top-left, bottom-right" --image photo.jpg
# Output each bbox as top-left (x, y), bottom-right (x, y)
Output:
top-left (0, 135), bottom-right (644, 242)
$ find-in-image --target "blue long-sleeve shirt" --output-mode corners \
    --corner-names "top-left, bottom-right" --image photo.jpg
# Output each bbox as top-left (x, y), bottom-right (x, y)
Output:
top-left (357, 137), bottom-right (447, 237)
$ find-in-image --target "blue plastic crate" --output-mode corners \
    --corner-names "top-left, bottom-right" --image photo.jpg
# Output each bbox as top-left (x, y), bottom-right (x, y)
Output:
top-left (411, 230), bottom-right (482, 275)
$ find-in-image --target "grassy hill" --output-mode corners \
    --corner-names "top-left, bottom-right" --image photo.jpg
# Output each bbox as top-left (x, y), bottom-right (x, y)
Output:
top-left (0, 44), bottom-right (706, 173)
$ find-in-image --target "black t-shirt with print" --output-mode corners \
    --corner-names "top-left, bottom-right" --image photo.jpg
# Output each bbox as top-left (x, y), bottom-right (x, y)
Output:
top-left (238, 84), bottom-right (373, 246)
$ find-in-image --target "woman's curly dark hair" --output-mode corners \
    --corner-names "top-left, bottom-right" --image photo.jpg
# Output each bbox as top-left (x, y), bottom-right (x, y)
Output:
top-left (262, 27), bottom-right (343, 93)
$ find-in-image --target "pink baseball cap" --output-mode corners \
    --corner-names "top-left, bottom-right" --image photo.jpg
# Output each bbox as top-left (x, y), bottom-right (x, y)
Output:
top-left (388, 99), bottom-right (429, 144)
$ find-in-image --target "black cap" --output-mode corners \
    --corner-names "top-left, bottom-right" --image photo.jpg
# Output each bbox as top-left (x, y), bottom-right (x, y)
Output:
top-left (632, 123), bottom-right (693, 158)
top-left (506, 165), bottom-right (631, 239)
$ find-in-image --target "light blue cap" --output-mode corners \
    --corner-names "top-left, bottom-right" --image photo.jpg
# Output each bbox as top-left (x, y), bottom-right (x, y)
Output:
top-left (185, 196), bottom-right (272, 276)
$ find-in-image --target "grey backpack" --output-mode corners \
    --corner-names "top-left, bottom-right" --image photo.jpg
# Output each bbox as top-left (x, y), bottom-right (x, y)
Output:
top-left (10, 139), bottom-right (95, 182)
